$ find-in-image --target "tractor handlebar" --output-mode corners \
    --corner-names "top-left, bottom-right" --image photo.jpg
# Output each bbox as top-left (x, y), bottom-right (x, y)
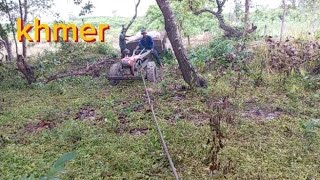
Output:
top-left (132, 48), bottom-right (151, 56)
top-left (133, 48), bottom-right (145, 55)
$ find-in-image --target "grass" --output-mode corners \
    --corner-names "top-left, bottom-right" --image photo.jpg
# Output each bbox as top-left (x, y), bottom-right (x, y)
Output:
top-left (1, 4), bottom-right (320, 178)
top-left (1, 39), bottom-right (320, 179)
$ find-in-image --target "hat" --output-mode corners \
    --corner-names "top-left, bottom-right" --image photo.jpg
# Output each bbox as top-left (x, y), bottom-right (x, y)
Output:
top-left (141, 29), bottom-right (147, 34)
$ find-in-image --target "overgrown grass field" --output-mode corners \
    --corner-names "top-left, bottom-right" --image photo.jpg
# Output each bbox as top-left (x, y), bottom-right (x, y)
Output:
top-left (1, 37), bottom-right (320, 179)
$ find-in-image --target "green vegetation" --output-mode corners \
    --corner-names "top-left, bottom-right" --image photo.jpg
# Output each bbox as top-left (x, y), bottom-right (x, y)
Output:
top-left (1, 0), bottom-right (320, 179)
top-left (1, 36), bottom-right (320, 178)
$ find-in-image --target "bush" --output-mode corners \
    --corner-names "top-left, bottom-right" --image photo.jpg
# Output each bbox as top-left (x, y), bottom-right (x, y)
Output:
top-left (191, 38), bottom-right (236, 60)
top-left (162, 49), bottom-right (176, 65)
top-left (190, 38), bottom-right (240, 69)
top-left (96, 42), bottom-right (118, 58)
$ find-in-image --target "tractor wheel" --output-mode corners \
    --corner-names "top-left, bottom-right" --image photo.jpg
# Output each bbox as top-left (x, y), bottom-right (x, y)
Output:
top-left (146, 62), bottom-right (158, 83)
top-left (109, 62), bottom-right (122, 86)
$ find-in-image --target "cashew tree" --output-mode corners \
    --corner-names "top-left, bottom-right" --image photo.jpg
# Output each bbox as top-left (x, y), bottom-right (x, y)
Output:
top-left (155, 0), bottom-right (207, 87)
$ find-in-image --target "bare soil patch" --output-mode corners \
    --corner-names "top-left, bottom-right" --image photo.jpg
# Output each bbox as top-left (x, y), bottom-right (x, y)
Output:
top-left (241, 100), bottom-right (284, 122)
top-left (24, 120), bottom-right (56, 133)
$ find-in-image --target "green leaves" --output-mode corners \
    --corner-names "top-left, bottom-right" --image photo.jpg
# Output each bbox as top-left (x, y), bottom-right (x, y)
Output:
top-left (96, 42), bottom-right (118, 58)
top-left (73, 0), bottom-right (95, 16)
top-left (190, 38), bottom-right (236, 65)
top-left (79, 1), bottom-right (94, 16)
top-left (302, 119), bottom-right (320, 138)
top-left (73, 0), bottom-right (83, 5)
top-left (20, 151), bottom-right (77, 180)
top-left (20, 174), bottom-right (35, 180)
top-left (144, 3), bottom-right (217, 36)
top-left (45, 151), bottom-right (77, 179)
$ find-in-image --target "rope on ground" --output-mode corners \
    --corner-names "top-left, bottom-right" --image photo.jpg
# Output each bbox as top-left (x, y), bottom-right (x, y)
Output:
top-left (140, 72), bottom-right (180, 180)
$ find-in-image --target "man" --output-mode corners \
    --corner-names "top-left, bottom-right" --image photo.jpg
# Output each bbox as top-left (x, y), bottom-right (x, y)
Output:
top-left (135, 29), bottom-right (163, 67)
top-left (119, 26), bottom-right (130, 58)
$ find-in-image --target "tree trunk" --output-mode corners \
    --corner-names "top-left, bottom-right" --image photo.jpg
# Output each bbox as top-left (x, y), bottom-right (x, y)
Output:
top-left (17, 55), bottom-right (36, 84)
top-left (234, 0), bottom-right (241, 21)
top-left (3, 0), bottom-right (34, 83)
top-left (264, 25), bottom-right (268, 36)
top-left (215, 13), bottom-right (243, 38)
top-left (3, 0), bottom-right (19, 56)
top-left (244, 0), bottom-right (251, 31)
top-left (23, 0), bottom-right (28, 58)
top-left (290, 0), bottom-right (296, 8)
top-left (3, 38), bottom-right (13, 61)
top-left (18, 0), bottom-right (28, 58)
top-left (280, 0), bottom-right (286, 42)
top-left (0, 39), bottom-right (4, 62)
top-left (156, 0), bottom-right (206, 87)
top-left (0, 24), bottom-right (13, 61)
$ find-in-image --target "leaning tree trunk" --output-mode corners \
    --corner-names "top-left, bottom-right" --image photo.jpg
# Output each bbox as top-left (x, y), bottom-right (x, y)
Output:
top-left (156, 0), bottom-right (206, 87)
top-left (215, 13), bottom-right (243, 38)
top-left (17, 55), bottom-right (36, 84)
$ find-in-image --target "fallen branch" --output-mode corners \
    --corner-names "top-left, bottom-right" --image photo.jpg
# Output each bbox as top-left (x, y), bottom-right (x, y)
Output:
top-left (46, 58), bottom-right (117, 83)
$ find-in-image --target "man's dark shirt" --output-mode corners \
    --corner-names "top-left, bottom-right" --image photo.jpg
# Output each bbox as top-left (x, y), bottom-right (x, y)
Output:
top-left (139, 35), bottom-right (154, 50)
top-left (119, 32), bottom-right (126, 50)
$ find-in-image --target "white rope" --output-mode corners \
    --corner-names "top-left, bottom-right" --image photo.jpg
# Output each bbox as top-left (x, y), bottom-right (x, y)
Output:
top-left (140, 72), bottom-right (180, 180)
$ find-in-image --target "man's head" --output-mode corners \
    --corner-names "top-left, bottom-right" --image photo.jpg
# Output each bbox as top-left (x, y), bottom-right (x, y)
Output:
top-left (121, 24), bottom-right (125, 33)
top-left (141, 29), bottom-right (147, 38)
top-left (123, 48), bottom-right (130, 56)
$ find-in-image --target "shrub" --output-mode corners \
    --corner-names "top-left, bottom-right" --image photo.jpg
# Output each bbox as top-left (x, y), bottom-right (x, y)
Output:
top-left (189, 38), bottom-right (250, 71)
top-left (96, 42), bottom-right (118, 58)
top-left (162, 49), bottom-right (176, 65)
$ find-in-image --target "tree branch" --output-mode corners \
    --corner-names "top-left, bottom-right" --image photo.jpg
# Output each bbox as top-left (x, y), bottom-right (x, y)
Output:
top-left (193, 7), bottom-right (217, 16)
top-left (217, 0), bottom-right (227, 12)
top-left (189, 0), bottom-right (257, 38)
top-left (122, 0), bottom-right (141, 36)
top-left (46, 58), bottom-right (116, 83)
